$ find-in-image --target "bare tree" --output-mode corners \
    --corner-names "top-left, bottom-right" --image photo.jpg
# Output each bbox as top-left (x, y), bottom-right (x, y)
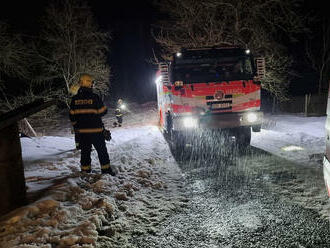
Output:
top-left (0, 22), bottom-right (31, 83)
top-left (0, 21), bottom-right (33, 112)
top-left (33, 0), bottom-right (111, 105)
top-left (153, 0), bottom-right (307, 100)
top-left (306, 17), bottom-right (330, 94)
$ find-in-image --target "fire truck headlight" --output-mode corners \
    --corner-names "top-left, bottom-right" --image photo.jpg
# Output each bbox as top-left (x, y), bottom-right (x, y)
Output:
top-left (183, 117), bottom-right (198, 128)
top-left (155, 75), bottom-right (162, 84)
top-left (246, 112), bottom-right (258, 123)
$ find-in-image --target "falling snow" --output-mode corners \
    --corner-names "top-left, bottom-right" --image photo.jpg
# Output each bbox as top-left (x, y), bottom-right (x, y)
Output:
top-left (0, 102), bottom-right (329, 247)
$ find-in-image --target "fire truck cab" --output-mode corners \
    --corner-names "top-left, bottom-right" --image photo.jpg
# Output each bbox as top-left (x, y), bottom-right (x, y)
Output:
top-left (156, 47), bottom-right (265, 148)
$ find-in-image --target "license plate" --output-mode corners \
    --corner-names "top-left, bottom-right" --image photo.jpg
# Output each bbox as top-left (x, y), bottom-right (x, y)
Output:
top-left (212, 103), bottom-right (231, 109)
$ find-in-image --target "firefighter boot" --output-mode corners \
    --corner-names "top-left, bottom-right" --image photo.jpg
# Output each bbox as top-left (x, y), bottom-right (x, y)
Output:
top-left (101, 164), bottom-right (116, 176)
top-left (117, 116), bottom-right (123, 127)
top-left (81, 165), bottom-right (91, 173)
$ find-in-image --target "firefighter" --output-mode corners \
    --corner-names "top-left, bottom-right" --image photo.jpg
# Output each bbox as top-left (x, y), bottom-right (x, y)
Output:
top-left (113, 98), bottom-right (123, 127)
top-left (69, 73), bottom-right (115, 175)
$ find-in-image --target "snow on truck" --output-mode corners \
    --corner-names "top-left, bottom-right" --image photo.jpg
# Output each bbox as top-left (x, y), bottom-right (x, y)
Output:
top-left (155, 47), bottom-right (265, 149)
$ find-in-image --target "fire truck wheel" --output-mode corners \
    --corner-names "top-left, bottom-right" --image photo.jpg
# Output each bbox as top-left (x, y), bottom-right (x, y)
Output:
top-left (170, 131), bottom-right (189, 159)
top-left (165, 113), bottom-right (173, 135)
top-left (252, 125), bottom-right (261, 132)
top-left (236, 126), bottom-right (251, 149)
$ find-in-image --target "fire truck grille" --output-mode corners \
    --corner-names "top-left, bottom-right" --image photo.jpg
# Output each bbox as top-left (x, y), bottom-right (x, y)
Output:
top-left (205, 94), bottom-right (232, 100)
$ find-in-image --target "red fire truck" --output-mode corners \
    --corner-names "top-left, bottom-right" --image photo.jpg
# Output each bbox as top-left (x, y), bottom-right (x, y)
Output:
top-left (156, 47), bottom-right (265, 149)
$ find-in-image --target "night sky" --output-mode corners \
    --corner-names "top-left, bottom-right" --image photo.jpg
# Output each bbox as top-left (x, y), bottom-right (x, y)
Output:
top-left (1, 0), bottom-right (327, 101)
top-left (89, 0), bottom-right (158, 102)
top-left (2, 0), bottom-right (158, 103)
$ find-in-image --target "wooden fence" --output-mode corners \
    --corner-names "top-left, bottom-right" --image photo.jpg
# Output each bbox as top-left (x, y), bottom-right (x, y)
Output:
top-left (276, 93), bottom-right (327, 116)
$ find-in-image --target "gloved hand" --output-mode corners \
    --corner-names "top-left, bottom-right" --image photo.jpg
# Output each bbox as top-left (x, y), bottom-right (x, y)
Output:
top-left (103, 129), bottom-right (111, 141)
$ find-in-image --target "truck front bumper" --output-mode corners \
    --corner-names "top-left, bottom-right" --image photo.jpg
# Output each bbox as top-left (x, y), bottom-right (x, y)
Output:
top-left (323, 156), bottom-right (330, 197)
top-left (172, 111), bottom-right (263, 131)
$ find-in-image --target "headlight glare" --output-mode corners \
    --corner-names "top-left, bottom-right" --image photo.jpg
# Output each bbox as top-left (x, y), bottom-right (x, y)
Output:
top-left (155, 75), bottom-right (162, 84)
top-left (246, 112), bottom-right (258, 123)
top-left (183, 117), bottom-right (198, 128)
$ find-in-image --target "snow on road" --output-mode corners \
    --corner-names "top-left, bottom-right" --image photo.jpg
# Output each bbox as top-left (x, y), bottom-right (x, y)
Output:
top-left (251, 113), bottom-right (330, 219)
top-left (0, 102), bottom-right (329, 247)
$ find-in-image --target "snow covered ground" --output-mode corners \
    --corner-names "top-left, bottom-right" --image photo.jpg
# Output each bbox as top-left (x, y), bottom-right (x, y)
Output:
top-left (250, 113), bottom-right (330, 220)
top-left (0, 102), bottom-right (329, 247)
top-left (252, 114), bottom-right (325, 166)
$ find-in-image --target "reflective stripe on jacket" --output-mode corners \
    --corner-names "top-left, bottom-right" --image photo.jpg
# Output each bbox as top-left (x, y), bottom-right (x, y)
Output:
top-left (69, 87), bottom-right (107, 133)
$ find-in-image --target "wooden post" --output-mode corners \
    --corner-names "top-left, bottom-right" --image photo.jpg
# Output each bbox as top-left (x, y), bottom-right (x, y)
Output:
top-left (305, 94), bottom-right (308, 116)
top-left (0, 99), bottom-right (56, 217)
top-left (305, 93), bottom-right (311, 116)
top-left (305, 94), bottom-right (311, 116)
top-left (0, 123), bottom-right (27, 216)
top-left (272, 96), bottom-right (276, 114)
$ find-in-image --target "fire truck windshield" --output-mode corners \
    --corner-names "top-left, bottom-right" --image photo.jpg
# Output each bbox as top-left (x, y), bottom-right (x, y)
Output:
top-left (172, 56), bottom-right (254, 83)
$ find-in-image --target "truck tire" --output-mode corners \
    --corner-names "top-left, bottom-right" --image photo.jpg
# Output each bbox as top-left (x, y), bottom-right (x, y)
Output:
top-left (162, 112), bottom-right (173, 140)
top-left (252, 124), bottom-right (261, 132)
top-left (236, 126), bottom-right (251, 149)
top-left (170, 131), bottom-right (183, 156)
top-left (165, 112), bottom-right (173, 134)
top-left (171, 131), bottom-right (193, 160)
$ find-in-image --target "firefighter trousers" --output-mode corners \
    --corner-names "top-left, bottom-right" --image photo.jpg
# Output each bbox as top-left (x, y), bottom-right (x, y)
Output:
top-left (116, 116), bottom-right (122, 125)
top-left (79, 132), bottom-right (110, 173)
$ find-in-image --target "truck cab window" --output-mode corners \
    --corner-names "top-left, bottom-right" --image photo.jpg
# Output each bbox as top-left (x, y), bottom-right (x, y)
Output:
top-left (243, 58), bottom-right (253, 75)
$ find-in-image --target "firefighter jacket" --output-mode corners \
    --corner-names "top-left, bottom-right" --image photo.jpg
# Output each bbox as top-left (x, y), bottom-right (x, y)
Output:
top-left (115, 108), bottom-right (122, 117)
top-left (69, 87), bottom-right (107, 133)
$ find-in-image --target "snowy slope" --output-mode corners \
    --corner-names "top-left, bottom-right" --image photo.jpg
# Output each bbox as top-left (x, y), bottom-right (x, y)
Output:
top-left (252, 114), bottom-right (326, 166)
top-left (1, 124), bottom-right (187, 247)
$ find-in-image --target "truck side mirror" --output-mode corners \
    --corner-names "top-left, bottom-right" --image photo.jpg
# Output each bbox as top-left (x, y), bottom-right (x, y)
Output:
top-left (255, 57), bottom-right (266, 81)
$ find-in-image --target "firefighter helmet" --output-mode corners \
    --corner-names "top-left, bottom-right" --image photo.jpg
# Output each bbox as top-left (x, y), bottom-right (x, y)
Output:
top-left (79, 74), bottom-right (93, 88)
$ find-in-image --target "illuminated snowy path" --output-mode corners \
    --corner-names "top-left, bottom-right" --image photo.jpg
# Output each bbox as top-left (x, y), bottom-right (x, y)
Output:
top-left (133, 145), bottom-right (330, 247)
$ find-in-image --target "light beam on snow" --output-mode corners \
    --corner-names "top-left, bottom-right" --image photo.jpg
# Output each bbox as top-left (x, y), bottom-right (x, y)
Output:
top-left (151, 126), bottom-right (159, 131)
top-left (281, 145), bottom-right (304, 151)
